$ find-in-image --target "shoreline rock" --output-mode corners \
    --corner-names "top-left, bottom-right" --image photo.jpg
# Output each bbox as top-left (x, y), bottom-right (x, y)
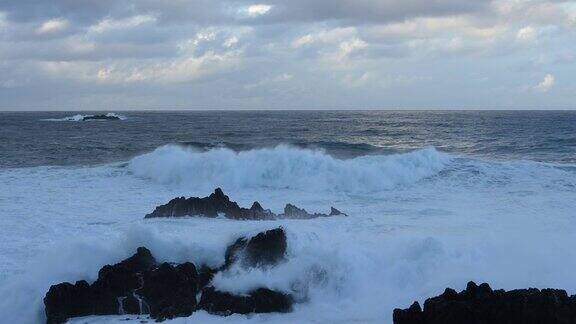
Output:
top-left (44, 228), bottom-right (291, 323)
top-left (145, 188), bottom-right (346, 220)
top-left (393, 281), bottom-right (576, 324)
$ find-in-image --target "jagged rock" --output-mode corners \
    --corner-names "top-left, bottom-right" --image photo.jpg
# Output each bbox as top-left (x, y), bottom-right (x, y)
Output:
top-left (45, 228), bottom-right (295, 323)
top-left (224, 227), bottom-right (287, 269)
top-left (329, 207), bottom-right (346, 216)
top-left (82, 114), bottom-right (120, 121)
top-left (199, 287), bottom-right (292, 315)
top-left (145, 188), bottom-right (275, 220)
top-left (145, 188), bottom-right (346, 220)
top-left (393, 302), bottom-right (424, 324)
top-left (280, 204), bottom-right (346, 219)
top-left (393, 281), bottom-right (576, 324)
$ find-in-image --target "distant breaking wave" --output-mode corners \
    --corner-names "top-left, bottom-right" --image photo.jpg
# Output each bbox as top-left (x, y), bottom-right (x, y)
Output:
top-left (127, 144), bottom-right (450, 192)
top-left (42, 113), bottom-right (126, 121)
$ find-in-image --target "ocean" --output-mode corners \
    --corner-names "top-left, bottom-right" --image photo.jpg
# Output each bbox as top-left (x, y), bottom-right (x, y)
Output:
top-left (1, 110), bottom-right (575, 323)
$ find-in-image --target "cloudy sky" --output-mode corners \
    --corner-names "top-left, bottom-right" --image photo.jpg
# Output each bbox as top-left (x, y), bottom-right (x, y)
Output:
top-left (0, 0), bottom-right (575, 110)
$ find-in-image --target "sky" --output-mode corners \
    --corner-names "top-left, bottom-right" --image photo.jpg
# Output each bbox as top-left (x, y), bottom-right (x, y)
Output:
top-left (0, 0), bottom-right (575, 110)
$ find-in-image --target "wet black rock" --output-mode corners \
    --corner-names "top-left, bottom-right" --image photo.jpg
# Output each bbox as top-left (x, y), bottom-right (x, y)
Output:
top-left (145, 188), bottom-right (346, 220)
top-left (45, 247), bottom-right (157, 323)
top-left (82, 114), bottom-right (120, 121)
top-left (140, 262), bottom-right (198, 320)
top-left (45, 228), bottom-right (293, 323)
top-left (199, 287), bottom-right (292, 315)
top-left (224, 227), bottom-right (287, 269)
top-left (393, 281), bottom-right (576, 324)
top-left (44, 280), bottom-right (93, 324)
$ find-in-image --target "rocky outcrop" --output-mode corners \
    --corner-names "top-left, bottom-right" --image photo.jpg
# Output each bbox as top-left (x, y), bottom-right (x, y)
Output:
top-left (145, 188), bottom-right (346, 220)
top-left (393, 281), bottom-right (576, 324)
top-left (224, 227), bottom-right (287, 269)
top-left (44, 228), bottom-right (292, 323)
top-left (82, 114), bottom-right (120, 121)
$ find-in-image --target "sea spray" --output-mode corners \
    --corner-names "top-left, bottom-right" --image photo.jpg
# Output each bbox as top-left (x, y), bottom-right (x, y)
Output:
top-left (127, 145), bottom-right (450, 192)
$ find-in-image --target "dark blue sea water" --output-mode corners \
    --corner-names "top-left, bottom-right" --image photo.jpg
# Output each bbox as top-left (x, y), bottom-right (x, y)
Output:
top-left (1, 110), bottom-right (576, 324)
top-left (1, 110), bottom-right (575, 168)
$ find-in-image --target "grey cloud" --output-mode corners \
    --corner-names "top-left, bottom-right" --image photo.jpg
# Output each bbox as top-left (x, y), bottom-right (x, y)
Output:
top-left (0, 0), bottom-right (574, 110)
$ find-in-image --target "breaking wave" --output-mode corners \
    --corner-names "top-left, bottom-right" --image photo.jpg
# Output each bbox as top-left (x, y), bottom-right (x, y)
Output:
top-left (42, 113), bottom-right (126, 122)
top-left (127, 145), bottom-right (450, 192)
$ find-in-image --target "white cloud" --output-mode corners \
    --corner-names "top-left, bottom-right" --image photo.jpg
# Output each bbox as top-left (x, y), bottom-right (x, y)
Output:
top-left (516, 26), bottom-right (537, 44)
top-left (534, 73), bottom-right (555, 92)
top-left (244, 72), bottom-right (293, 89)
top-left (40, 48), bottom-right (242, 84)
top-left (89, 15), bottom-right (156, 33)
top-left (36, 18), bottom-right (69, 35)
top-left (292, 27), bottom-right (357, 48)
top-left (246, 4), bottom-right (272, 17)
top-left (223, 36), bottom-right (239, 48)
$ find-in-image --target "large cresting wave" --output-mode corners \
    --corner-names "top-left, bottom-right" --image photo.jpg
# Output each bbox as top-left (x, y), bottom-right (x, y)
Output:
top-left (127, 145), bottom-right (450, 192)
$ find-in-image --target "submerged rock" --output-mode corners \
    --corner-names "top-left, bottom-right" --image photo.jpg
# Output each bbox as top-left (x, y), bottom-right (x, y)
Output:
top-left (393, 281), bottom-right (576, 324)
top-left (82, 114), bottom-right (120, 121)
top-left (44, 228), bottom-right (293, 323)
top-left (145, 188), bottom-right (346, 220)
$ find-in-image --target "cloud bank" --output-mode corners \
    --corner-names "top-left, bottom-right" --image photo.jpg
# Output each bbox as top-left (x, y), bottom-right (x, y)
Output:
top-left (0, 0), bottom-right (574, 110)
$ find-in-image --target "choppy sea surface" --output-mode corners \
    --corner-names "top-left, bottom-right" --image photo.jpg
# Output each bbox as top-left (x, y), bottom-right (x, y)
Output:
top-left (0, 111), bottom-right (575, 324)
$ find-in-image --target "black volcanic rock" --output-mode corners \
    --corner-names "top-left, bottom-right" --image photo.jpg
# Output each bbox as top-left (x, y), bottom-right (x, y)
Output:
top-left (44, 280), bottom-right (93, 324)
top-left (224, 227), bottom-right (287, 269)
top-left (45, 247), bottom-right (157, 323)
top-left (199, 287), bottom-right (292, 315)
top-left (139, 262), bottom-right (198, 320)
top-left (145, 188), bottom-right (346, 220)
top-left (82, 114), bottom-right (120, 121)
top-left (45, 228), bottom-right (295, 323)
top-left (145, 188), bottom-right (275, 220)
top-left (393, 281), bottom-right (576, 324)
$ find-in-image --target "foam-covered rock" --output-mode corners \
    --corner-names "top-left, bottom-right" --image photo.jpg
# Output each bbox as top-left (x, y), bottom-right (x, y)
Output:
top-left (393, 281), bottom-right (576, 324)
top-left (44, 228), bottom-right (294, 323)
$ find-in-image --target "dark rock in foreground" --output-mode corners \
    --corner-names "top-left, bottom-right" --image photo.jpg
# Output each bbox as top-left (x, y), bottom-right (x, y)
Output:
top-left (44, 228), bottom-right (292, 323)
top-left (82, 114), bottom-right (120, 121)
top-left (224, 227), bottom-right (287, 269)
top-left (393, 281), bottom-right (576, 324)
top-left (145, 188), bottom-right (346, 220)
top-left (199, 287), bottom-right (292, 315)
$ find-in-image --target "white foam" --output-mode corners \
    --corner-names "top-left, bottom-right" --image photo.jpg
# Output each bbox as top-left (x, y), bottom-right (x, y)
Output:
top-left (0, 148), bottom-right (575, 323)
top-left (127, 145), bottom-right (450, 192)
top-left (42, 113), bottom-right (127, 121)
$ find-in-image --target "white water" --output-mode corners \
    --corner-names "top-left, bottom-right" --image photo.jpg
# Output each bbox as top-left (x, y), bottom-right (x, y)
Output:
top-left (1, 146), bottom-right (575, 324)
top-left (42, 113), bottom-right (127, 121)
